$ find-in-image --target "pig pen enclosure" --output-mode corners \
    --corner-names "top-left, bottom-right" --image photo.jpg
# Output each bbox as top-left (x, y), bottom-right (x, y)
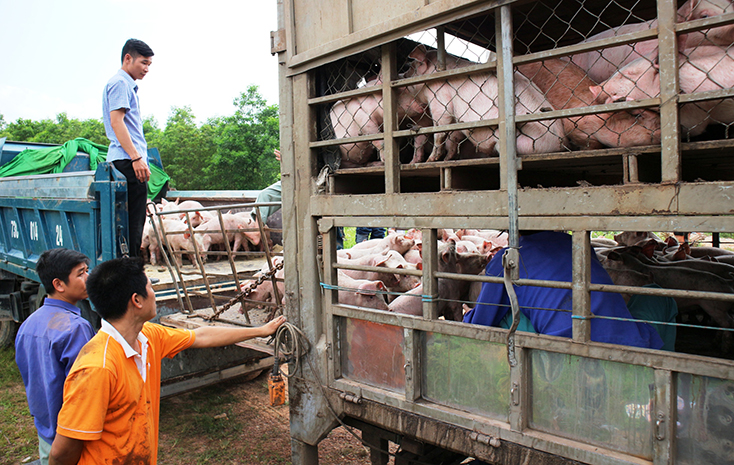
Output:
top-left (275, 1), bottom-right (734, 465)
top-left (139, 193), bottom-right (285, 396)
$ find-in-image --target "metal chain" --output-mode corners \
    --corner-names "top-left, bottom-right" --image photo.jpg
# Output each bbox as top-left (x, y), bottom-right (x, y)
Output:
top-left (206, 260), bottom-right (284, 321)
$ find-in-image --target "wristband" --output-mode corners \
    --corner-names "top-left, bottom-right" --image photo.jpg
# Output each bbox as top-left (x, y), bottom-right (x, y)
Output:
top-left (131, 157), bottom-right (142, 163)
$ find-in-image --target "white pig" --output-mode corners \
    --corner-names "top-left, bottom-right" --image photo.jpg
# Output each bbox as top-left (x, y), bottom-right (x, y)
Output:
top-left (592, 45), bottom-right (734, 136)
top-left (330, 75), bottom-right (429, 168)
top-left (405, 45), bottom-right (565, 161)
top-left (572, 0), bottom-right (734, 83)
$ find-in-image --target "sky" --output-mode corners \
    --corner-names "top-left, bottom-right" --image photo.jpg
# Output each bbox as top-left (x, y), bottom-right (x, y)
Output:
top-left (0, 0), bottom-right (281, 127)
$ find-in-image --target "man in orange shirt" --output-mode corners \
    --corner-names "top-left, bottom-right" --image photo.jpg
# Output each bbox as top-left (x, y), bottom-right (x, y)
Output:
top-left (49, 257), bottom-right (286, 464)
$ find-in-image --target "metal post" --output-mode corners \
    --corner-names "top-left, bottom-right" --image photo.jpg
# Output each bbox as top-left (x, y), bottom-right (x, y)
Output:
top-left (571, 231), bottom-right (591, 342)
top-left (382, 43), bottom-right (400, 194)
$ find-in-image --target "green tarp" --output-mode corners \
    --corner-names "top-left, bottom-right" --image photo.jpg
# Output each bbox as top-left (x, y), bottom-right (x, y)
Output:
top-left (0, 138), bottom-right (170, 199)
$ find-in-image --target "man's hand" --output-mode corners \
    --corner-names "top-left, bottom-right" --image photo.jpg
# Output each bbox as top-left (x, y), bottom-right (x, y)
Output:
top-left (274, 149), bottom-right (281, 162)
top-left (191, 315), bottom-right (288, 348)
top-left (262, 315), bottom-right (286, 336)
top-left (132, 158), bottom-right (151, 183)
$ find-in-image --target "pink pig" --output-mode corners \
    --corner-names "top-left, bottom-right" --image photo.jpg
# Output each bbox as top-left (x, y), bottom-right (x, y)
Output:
top-left (404, 45), bottom-right (565, 161)
top-left (330, 75), bottom-right (429, 167)
top-left (592, 45), bottom-right (734, 136)
top-left (572, 0), bottom-right (734, 83)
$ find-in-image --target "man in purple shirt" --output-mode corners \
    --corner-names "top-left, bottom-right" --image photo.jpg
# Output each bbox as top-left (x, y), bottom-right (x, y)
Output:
top-left (102, 38), bottom-right (153, 257)
top-left (15, 248), bottom-right (95, 464)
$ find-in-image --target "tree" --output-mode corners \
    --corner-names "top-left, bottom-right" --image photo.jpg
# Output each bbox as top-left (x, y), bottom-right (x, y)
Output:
top-left (206, 85), bottom-right (280, 190)
top-left (154, 106), bottom-right (215, 190)
top-left (0, 113), bottom-right (107, 145)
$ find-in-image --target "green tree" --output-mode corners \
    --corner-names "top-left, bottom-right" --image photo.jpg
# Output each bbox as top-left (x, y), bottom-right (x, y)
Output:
top-left (206, 85), bottom-right (280, 190)
top-left (154, 106), bottom-right (216, 190)
top-left (0, 113), bottom-right (107, 145)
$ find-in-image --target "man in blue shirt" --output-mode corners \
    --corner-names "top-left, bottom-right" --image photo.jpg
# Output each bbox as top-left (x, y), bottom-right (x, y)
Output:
top-left (15, 248), bottom-right (95, 464)
top-left (103, 38), bottom-right (154, 257)
top-left (463, 231), bottom-right (667, 349)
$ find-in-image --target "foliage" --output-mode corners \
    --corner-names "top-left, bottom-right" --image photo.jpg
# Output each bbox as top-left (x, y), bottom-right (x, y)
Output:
top-left (206, 85), bottom-right (281, 190)
top-left (0, 85), bottom-right (279, 191)
top-left (0, 113), bottom-right (107, 145)
top-left (149, 106), bottom-right (216, 190)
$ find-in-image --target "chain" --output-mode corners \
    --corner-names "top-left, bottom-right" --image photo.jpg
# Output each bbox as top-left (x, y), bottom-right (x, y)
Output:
top-left (206, 260), bottom-right (284, 321)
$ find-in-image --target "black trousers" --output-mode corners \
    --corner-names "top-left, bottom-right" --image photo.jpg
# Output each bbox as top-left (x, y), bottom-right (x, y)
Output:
top-left (113, 160), bottom-right (148, 257)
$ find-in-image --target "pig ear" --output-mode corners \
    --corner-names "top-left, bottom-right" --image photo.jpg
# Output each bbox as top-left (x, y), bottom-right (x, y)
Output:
top-left (673, 246), bottom-right (687, 261)
top-left (640, 240), bottom-right (656, 258)
top-left (374, 255), bottom-right (389, 267)
top-left (408, 44), bottom-right (428, 61)
top-left (589, 85), bottom-right (602, 101)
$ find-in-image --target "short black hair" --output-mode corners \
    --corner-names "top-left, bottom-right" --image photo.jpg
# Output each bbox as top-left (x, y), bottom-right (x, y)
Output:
top-left (86, 257), bottom-right (149, 321)
top-left (121, 39), bottom-right (154, 64)
top-left (36, 248), bottom-right (90, 294)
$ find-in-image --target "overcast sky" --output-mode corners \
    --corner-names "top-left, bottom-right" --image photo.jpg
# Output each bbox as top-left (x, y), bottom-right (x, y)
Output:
top-left (0, 0), bottom-right (280, 127)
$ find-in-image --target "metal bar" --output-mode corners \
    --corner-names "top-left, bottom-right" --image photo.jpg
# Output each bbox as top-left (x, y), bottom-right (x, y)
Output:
top-left (404, 327), bottom-right (421, 403)
top-left (652, 370), bottom-right (674, 465)
top-left (322, 222), bottom-right (339, 381)
top-left (253, 206), bottom-right (278, 320)
top-left (382, 42), bottom-right (400, 195)
top-left (152, 211), bottom-right (194, 313)
top-left (571, 231), bottom-right (591, 343)
top-left (422, 228), bottom-right (439, 320)
top-left (334, 262), bottom-right (422, 276)
top-left (658, 0), bottom-right (682, 183)
top-left (497, 4), bottom-right (518, 245)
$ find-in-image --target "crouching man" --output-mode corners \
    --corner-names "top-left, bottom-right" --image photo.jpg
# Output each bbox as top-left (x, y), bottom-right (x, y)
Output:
top-left (49, 257), bottom-right (285, 465)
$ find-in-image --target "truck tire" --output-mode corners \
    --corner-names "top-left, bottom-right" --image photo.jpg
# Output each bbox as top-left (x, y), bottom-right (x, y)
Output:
top-left (0, 320), bottom-right (18, 348)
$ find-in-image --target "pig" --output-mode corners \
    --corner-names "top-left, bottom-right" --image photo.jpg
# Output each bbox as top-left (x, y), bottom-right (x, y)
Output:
top-left (148, 218), bottom-right (202, 267)
top-left (388, 285), bottom-right (425, 316)
top-left (404, 45), bottom-right (565, 161)
top-left (141, 217), bottom-right (154, 262)
top-left (592, 45), bottom-right (734, 137)
top-left (390, 242), bottom-right (489, 321)
top-left (614, 231), bottom-right (665, 247)
top-left (403, 248), bottom-right (423, 266)
top-left (240, 265), bottom-right (285, 310)
top-left (571, 0), bottom-right (734, 83)
top-left (347, 233), bottom-right (415, 255)
top-left (339, 250), bottom-right (420, 295)
top-left (453, 240), bottom-right (480, 254)
top-left (330, 75), bottom-right (429, 167)
top-left (192, 212), bottom-right (257, 261)
top-left (517, 59), bottom-right (661, 148)
top-left (337, 271), bottom-right (390, 311)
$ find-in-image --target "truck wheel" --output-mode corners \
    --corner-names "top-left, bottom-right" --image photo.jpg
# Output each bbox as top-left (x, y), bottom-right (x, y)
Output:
top-left (0, 320), bottom-right (18, 348)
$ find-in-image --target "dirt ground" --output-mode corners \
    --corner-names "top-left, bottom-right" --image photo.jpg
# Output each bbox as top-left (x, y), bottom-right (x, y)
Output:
top-left (157, 370), bottom-right (374, 465)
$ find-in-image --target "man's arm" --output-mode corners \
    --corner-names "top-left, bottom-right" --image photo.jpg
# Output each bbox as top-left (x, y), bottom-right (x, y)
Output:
top-left (49, 434), bottom-right (84, 465)
top-left (109, 109), bottom-right (150, 183)
top-left (191, 315), bottom-right (286, 348)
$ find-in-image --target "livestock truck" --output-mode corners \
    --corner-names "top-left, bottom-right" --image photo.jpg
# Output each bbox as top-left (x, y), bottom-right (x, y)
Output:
top-left (0, 138), bottom-right (280, 395)
top-left (274, 0), bottom-right (734, 464)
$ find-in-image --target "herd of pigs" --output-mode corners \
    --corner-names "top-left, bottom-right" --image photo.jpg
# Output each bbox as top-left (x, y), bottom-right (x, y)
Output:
top-left (331, 0), bottom-right (734, 168)
top-left (240, 227), bottom-right (734, 354)
top-left (140, 198), bottom-right (266, 267)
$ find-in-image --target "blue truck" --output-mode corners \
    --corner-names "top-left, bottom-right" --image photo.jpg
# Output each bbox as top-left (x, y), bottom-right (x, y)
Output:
top-left (0, 138), bottom-right (139, 345)
top-left (0, 138), bottom-right (276, 394)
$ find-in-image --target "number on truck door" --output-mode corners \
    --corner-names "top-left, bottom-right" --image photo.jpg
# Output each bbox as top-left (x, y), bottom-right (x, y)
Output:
top-left (55, 225), bottom-right (63, 246)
